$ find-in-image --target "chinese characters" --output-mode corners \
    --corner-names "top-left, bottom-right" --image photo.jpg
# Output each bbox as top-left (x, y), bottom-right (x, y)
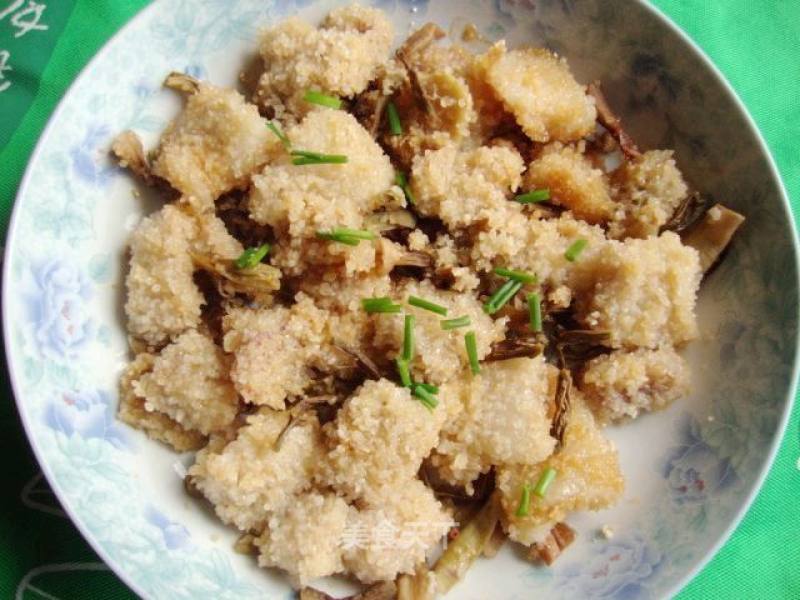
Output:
top-left (0, 0), bottom-right (48, 38)
top-left (0, 49), bottom-right (10, 92)
top-left (0, 1), bottom-right (49, 93)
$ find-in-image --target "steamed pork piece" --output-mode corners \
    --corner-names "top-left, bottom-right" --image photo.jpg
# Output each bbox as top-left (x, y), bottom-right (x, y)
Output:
top-left (189, 409), bottom-right (324, 531)
top-left (478, 42), bottom-right (596, 143)
top-left (430, 357), bottom-right (557, 491)
top-left (524, 143), bottom-right (615, 224)
top-left (381, 25), bottom-right (479, 166)
top-left (571, 231), bottom-right (701, 348)
top-left (609, 150), bottom-right (689, 239)
top-left (580, 347), bottom-right (690, 423)
top-left (130, 329), bottom-right (238, 435)
top-left (371, 280), bottom-right (506, 385)
top-left (190, 211), bottom-right (245, 259)
top-left (125, 204), bottom-right (203, 348)
top-left (342, 480), bottom-right (452, 583)
top-left (249, 110), bottom-right (395, 274)
top-left (410, 143), bottom-right (524, 229)
top-left (317, 379), bottom-right (448, 502)
top-left (255, 492), bottom-right (351, 586)
top-left (151, 82), bottom-right (278, 208)
top-left (498, 398), bottom-right (624, 546)
top-left (222, 295), bottom-right (352, 410)
top-left (470, 211), bottom-right (606, 287)
top-left (118, 353), bottom-right (206, 451)
top-left (255, 4), bottom-right (393, 115)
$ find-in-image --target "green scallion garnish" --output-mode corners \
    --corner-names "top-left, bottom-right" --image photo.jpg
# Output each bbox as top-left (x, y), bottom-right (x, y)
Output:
top-left (564, 239), bottom-right (588, 262)
top-left (234, 244), bottom-right (271, 269)
top-left (533, 466), bottom-right (557, 498)
top-left (291, 150), bottom-right (348, 166)
top-left (386, 101), bottom-right (403, 135)
top-left (402, 314), bottom-right (415, 361)
top-left (515, 188), bottom-right (550, 204)
top-left (408, 295), bottom-right (448, 316)
top-left (317, 228), bottom-right (375, 245)
top-left (412, 384), bottom-right (438, 410)
top-left (266, 121), bottom-right (290, 149)
top-left (362, 297), bottom-right (402, 314)
top-left (303, 89), bottom-right (342, 109)
top-left (528, 293), bottom-right (542, 332)
top-left (395, 171), bottom-right (416, 205)
top-left (441, 315), bottom-right (471, 330)
top-left (493, 267), bottom-right (538, 284)
top-left (465, 331), bottom-right (480, 375)
top-left (396, 358), bottom-right (412, 387)
top-left (484, 280), bottom-right (523, 314)
top-left (414, 382), bottom-right (439, 394)
top-left (515, 483), bottom-right (532, 517)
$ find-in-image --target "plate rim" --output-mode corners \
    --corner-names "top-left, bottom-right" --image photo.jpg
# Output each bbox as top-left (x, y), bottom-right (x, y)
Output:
top-left (2, 3), bottom-right (159, 597)
top-left (2, 1), bottom-right (798, 598)
top-left (636, 1), bottom-right (800, 596)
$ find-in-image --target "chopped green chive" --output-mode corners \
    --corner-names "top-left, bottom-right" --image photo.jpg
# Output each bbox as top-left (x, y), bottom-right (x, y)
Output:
top-left (412, 384), bottom-right (439, 410)
top-left (515, 483), bottom-right (532, 517)
top-left (414, 382), bottom-right (439, 394)
top-left (408, 296), bottom-right (448, 316)
top-left (533, 467), bottom-right (557, 498)
top-left (441, 315), bottom-right (471, 330)
top-left (303, 89), bottom-right (342, 109)
top-left (402, 314), bottom-right (415, 361)
top-left (493, 267), bottom-right (538, 284)
top-left (528, 293), bottom-right (542, 333)
top-left (291, 150), bottom-right (348, 165)
top-left (317, 228), bottom-right (375, 245)
top-left (386, 101), bottom-right (403, 135)
top-left (395, 171), bottom-right (416, 205)
top-left (362, 297), bottom-right (402, 314)
top-left (515, 188), bottom-right (551, 204)
top-left (564, 239), bottom-right (588, 262)
top-left (484, 280), bottom-right (523, 314)
top-left (318, 233), bottom-right (359, 246)
top-left (328, 228), bottom-right (375, 240)
top-left (396, 358), bottom-right (412, 387)
top-left (234, 244), bottom-right (271, 269)
top-left (266, 121), bottom-right (290, 149)
top-left (465, 331), bottom-right (480, 375)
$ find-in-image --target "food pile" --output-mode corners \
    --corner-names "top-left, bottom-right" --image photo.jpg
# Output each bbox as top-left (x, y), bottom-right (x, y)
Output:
top-left (112, 4), bottom-right (743, 597)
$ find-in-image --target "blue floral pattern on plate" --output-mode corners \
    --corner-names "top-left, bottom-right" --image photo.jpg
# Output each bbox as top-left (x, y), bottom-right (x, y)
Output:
top-left (2, 1), bottom-right (797, 598)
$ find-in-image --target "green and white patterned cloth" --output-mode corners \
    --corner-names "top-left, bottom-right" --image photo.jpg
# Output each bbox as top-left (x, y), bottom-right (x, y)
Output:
top-left (0, 1), bottom-right (797, 598)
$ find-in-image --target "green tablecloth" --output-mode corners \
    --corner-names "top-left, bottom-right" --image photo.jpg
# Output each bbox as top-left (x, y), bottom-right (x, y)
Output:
top-left (0, 1), bottom-right (797, 598)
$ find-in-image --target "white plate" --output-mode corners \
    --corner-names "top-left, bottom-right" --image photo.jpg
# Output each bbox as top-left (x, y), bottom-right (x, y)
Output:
top-left (4, 1), bottom-right (798, 598)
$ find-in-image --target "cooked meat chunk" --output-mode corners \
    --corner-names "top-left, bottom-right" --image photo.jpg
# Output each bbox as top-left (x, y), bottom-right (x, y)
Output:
top-left (498, 398), bottom-right (624, 545)
top-left (431, 357), bottom-right (557, 490)
top-left (410, 144), bottom-right (524, 229)
top-left (255, 4), bottom-right (393, 116)
top-left (189, 409), bottom-right (324, 531)
top-left (479, 42), bottom-right (596, 143)
top-left (609, 150), bottom-right (689, 239)
top-left (571, 232), bottom-right (701, 348)
top-left (151, 82), bottom-right (277, 207)
top-left (580, 346), bottom-right (690, 422)
top-left (525, 143), bottom-right (614, 224)
top-left (255, 492), bottom-right (350, 586)
top-left (131, 329), bottom-right (238, 435)
top-left (317, 379), bottom-right (448, 502)
top-left (125, 205), bottom-right (203, 347)
top-left (118, 353), bottom-right (206, 451)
